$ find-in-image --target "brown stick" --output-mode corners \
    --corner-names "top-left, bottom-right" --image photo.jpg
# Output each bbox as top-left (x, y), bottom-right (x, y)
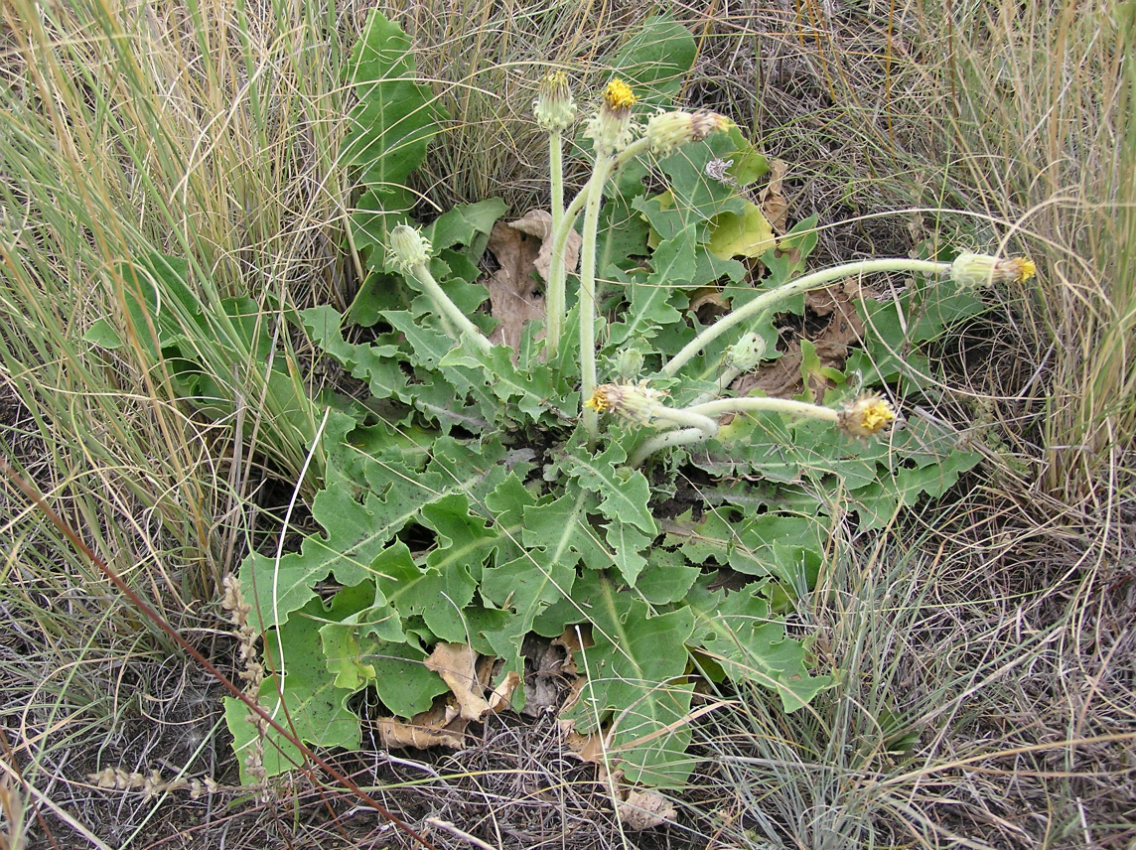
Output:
top-left (1, 456), bottom-right (436, 850)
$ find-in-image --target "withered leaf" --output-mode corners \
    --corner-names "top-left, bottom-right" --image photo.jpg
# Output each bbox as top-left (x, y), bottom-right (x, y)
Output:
top-left (759, 158), bottom-right (790, 234)
top-left (488, 671), bottom-right (522, 712)
top-left (507, 208), bottom-right (582, 284)
top-left (425, 642), bottom-right (492, 722)
top-left (377, 701), bottom-right (468, 750)
top-left (619, 789), bottom-right (678, 830)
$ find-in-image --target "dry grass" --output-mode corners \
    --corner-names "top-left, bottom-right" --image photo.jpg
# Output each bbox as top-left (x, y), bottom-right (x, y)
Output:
top-left (1, 1), bottom-right (1132, 848)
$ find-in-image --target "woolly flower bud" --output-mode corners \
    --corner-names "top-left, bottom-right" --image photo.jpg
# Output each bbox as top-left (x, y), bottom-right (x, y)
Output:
top-left (951, 252), bottom-right (1037, 290)
top-left (613, 346), bottom-right (646, 380)
top-left (837, 392), bottom-right (897, 439)
top-left (534, 70), bottom-right (575, 132)
top-left (387, 225), bottom-right (432, 272)
top-left (726, 332), bottom-right (767, 372)
top-left (585, 382), bottom-right (669, 427)
top-left (585, 78), bottom-right (639, 157)
top-left (645, 109), bottom-right (731, 157)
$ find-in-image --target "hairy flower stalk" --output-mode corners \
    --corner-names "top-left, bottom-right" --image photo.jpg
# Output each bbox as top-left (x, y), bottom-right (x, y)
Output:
top-left (624, 392), bottom-right (896, 466)
top-left (578, 80), bottom-right (639, 438)
top-left (387, 225), bottom-right (491, 354)
top-left (587, 382), bottom-right (717, 433)
top-left (663, 258), bottom-right (946, 379)
top-left (535, 71), bottom-right (575, 354)
top-left (630, 395), bottom-right (838, 466)
top-left (664, 252), bottom-right (1035, 380)
top-left (578, 155), bottom-right (613, 439)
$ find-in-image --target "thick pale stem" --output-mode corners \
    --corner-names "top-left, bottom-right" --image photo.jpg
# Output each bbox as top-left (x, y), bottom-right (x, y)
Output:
top-left (630, 427), bottom-right (708, 467)
top-left (579, 156), bottom-right (615, 439)
top-left (662, 258), bottom-right (950, 378)
top-left (631, 396), bottom-right (839, 466)
top-left (407, 262), bottom-right (492, 354)
top-left (545, 131), bottom-right (567, 354)
top-left (649, 406), bottom-right (719, 434)
top-left (686, 396), bottom-right (839, 423)
top-left (545, 136), bottom-right (654, 338)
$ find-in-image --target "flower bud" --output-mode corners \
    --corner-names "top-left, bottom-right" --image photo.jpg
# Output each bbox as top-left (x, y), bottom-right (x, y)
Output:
top-left (645, 109), bottom-right (730, 157)
top-left (837, 392), bottom-right (897, 438)
top-left (386, 225), bottom-right (432, 273)
top-left (613, 346), bottom-right (646, 380)
top-left (533, 70), bottom-right (576, 132)
top-left (950, 252), bottom-right (1036, 289)
top-left (585, 79), bottom-right (639, 157)
top-left (585, 382), bottom-right (669, 427)
top-left (725, 332), bottom-right (767, 372)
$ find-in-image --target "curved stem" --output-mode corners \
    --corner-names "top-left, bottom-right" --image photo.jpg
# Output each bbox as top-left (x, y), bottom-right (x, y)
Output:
top-left (631, 396), bottom-right (839, 466)
top-left (407, 262), bottom-right (492, 354)
top-left (630, 427), bottom-right (708, 467)
top-left (661, 258), bottom-right (950, 379)
top-left (649, 406), bottom-right (718, 433)
top-left (546, 137), bottom-right (654, 362)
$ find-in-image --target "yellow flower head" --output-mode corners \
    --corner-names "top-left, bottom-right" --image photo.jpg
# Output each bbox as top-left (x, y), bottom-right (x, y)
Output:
top-left (585, 382), bottom-right (668, 426)
top-left (837, 393), bottom-right (897, 439)
top-left (1008, 257), bottom-right (1037, 282)
top-left (586, 79), bottom-right (639, 156)
top-left (584, 385), bottom-right (613, 413)
top-left (951, 252), bottom-right (1037, 289)
top-left (602, 79), bottom-right (638, 112)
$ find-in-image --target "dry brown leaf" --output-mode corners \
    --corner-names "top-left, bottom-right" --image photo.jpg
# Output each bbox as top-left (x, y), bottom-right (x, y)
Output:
top-left (508, 208), bottom-right (582, 284)
top-left (759, 158), bottom-right (790, 234)
top-left (488, 671), bottom-right (522, 712)
top-left (475, 654), bottom-right (497, 689)
top-left (551, 624), bottom-right (591, 676)
top-left (377, 701), bottom-right (468, 750)
top-left (618, 789), bottom-right (678, 830)
top-left (485, 221), bottom-right (545, 355)
top-left (688, 285), bottom-right (731, 325)
top-left (425, 643), bottom-right (492, 722)
top-left (734, 343), bottom-right (801, 398)
top-left (558, 718), bottom-right (609, 766)
top-left (378, 719), bottom-right (466, 750)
